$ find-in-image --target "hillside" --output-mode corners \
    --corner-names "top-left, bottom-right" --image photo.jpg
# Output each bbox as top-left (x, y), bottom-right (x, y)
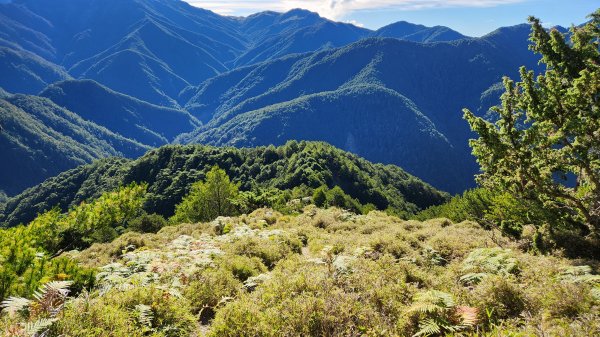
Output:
top-left (180, 27), bottom-right (540, 193)
top-left (40, 79), bottom-right (201, 146)
top-left (0, 46), bottom-right (70, 94)
top-left (189, 85), bottom-right (465, 191)
top-left (374, 21), bottom-right (468, 42)
top-left (0, 1), bottom-right (368, 105)
top-left (1, 202), bottom-right (598, 336)
top-left (0, 141), bottom-right (448, 228)
top-left (233, 9), bottom-right (370, 67)
top-left (0, 0), bottom-right (480, 107)
top-left (0, 92), bottom-right (149, 195)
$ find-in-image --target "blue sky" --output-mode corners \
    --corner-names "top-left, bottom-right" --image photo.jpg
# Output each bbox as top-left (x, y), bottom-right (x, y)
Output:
top-left (186, 0), bottom-right (599, 36)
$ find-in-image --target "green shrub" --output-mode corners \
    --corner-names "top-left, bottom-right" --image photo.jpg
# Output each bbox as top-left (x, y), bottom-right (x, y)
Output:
top-left (470, 275), bottom-right (526, 321)
top-left (57, 286), bottom-right (196, 337)
top-left (128, 213), bottom-right (168, 233)
top-left (184, 267), bottom-right (242, 321)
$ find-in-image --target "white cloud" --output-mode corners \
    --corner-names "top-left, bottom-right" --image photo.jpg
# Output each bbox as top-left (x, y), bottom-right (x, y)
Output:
top-left (186, 0), bottom-right (527, 19)
top-left (344, 19), bottom-right (365, 27)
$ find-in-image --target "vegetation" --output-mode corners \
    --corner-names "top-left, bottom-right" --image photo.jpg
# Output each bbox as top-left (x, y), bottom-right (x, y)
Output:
top-left (172, 166), bottom-right (240, 223)
top-left (40, 80), bottom-right (201, 146)
top-left (1, 141), bottom-right (448, 228)
top-left (1, 5), bottom-right (599, 337)
top-left (2, 205), bottom-right (598, 336)
top-left (0, 184), bottom-right (146, 302)
top-left (0, 93), bottom-right (149, 194)
top-left (464, 12), bottom-right (600, 235)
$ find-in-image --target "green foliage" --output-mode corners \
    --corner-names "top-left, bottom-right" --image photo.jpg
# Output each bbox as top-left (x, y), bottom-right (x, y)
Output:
top-left (470, 276), bottom-right (526, 321)
top-left (416, 188), bottom-right (560, 238)
top-left (312, 186), bottom-right (327, 207)
top-left (127, 213), bottom-right (168, 234)
top-left (56, 286), bottom-right (196, 337)
top-left (2, 205), bottom-right (597, 336)
top-left (171, 166), bottom-right (240, 223)
top-left (2, 141), bottom-right (448, 228)
top-left (460, 248), bottom-right (519, 285)
top-left (0, 184), bottom-right (146, 302)
top-left (0, 94), bottom-right (148, 195)
top-left (406, 290), bottom-right (476, 337)
top-left (464, 12), bottom-right (600, 234)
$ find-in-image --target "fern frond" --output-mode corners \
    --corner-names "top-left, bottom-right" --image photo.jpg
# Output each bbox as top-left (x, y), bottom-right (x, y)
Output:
top-left (134, 304), bottom-right (154, 328)
top-left (459, 272), bottom-right (488, 285)
top-left (412, 318), bottom-right (441, 337)
top-left (455, 305), bottom-right (479, 326)
top-left (1, 297), bottom-right (31, 316)
top-left (23, 317), bottom-right (56, 336)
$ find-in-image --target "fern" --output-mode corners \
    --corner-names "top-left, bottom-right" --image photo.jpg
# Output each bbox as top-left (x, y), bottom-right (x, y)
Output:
top-left (24, 318), bottom-right (57, 336)
top-left (460, 248), bottom-right (518, 284)
top-left (134, 304), bottom-right (154, 329)
top-left (407, 290), bottom-right (478, 337)
top-left (1, 281), bottom-right (72, 337)
top-left (1, 297), bottom-right (31, 317)
top-left (559, 265), bottom-right (600, 284)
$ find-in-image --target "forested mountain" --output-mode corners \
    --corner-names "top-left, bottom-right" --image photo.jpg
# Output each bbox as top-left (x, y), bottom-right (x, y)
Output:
top-left (0, 91), bottom-right (149, 195)
top-left (179, 25), bottom-right (540, 193)
top-left (374, 21), bottom-right (468, 42)
top-left (0, 0), bottom-right (470, 106)
top-left (0, 46), bottom-right (71, 94)
top-left (0, 0), bottom-right (547, 194)
top-left (40, 79), bottom-right (200, 146)
top-left (0, 141), bottom-right (448, 228)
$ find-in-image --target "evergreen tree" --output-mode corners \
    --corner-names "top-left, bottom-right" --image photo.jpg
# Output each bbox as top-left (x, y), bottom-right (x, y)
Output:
top-left (464, 11), bottom-right (600, 234)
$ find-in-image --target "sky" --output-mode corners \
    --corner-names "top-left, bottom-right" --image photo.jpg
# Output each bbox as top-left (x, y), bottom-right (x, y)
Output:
top-left (185, 0), bottom-right (599, 36)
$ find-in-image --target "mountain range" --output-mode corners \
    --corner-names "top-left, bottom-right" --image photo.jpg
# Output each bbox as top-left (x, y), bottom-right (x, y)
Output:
top-left (0, 0), bottom-right (552, 197)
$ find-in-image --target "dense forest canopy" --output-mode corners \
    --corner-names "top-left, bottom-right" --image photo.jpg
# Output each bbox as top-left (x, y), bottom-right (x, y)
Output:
top-left (0, 141), bottom-right (448, 228)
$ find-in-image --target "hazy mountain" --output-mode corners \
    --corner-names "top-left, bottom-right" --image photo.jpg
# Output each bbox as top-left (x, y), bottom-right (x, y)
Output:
top-left (0, 46), bottom-right (70, 94)
top-left (0, 0), bottom-right (469, 106)
top-left (374, 21), bottom-right (468, 42)
top-left (233, 9), bottom-right (370, 67)
top-left (187, 85), bottom-right (463, 191)
top-left (180, 25), bottom-right (540, 193)
top-left (40, 79), bottom-right (201, 146)
top-left (0, 0), bottom-right (549, 193)
top-left (0, 91), bottom-right (149, 195)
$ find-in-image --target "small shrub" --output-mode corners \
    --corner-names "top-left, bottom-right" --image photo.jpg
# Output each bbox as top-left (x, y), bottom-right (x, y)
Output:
top-left (128, 213), bottom-right (168, 233)
top-left (470, 276), bottom-right (526, 321)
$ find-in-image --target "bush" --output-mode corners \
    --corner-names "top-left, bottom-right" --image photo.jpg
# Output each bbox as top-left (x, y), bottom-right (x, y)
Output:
top-left (184, 268), bottom-right (242, 322)
top-left (470, 275), bottom-right (526, 321)
top-left (57, 286), bottom-right (196, 337)
top-left (128, 213), bottom-right (168, 233)
top-left (228, 235), bottom-right (301, 269)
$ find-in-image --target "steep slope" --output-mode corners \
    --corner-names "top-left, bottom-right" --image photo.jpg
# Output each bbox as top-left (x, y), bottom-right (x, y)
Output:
top-left (0, 92), bottom-right (149, 195)
top-left (40, 79), bottom-right (200, 146)
top-left (0, 0), bottom-right (245, 105)
top-left (233, 9), bottom-right (370, 67)
top-left (0, 46), bottom-right (70, 94)
top-left (180, 25), bottom-right (541, 193)
top-left (0, 141), bottom-right (449, 227)
top-left (191, 85), bottom-right (462, 190)
top-left (0, 0), bottom-right (471, 105)
top-left (374, 21), bottom-right (468, 42)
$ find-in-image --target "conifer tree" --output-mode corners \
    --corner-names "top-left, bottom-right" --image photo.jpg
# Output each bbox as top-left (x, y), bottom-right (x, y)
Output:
top-left (464, 11), bottom-right (600, 234)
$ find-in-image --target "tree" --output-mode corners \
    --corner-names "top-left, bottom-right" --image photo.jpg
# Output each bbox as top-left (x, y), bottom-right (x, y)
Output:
top-left (172, 166), bottom-right (239, 223)
top-left (464, 11), bottom-right (600, 234)
top-left (312, 186), bottom-right (328, 207)
top-left (328, 186), bottom-right (347, 208)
